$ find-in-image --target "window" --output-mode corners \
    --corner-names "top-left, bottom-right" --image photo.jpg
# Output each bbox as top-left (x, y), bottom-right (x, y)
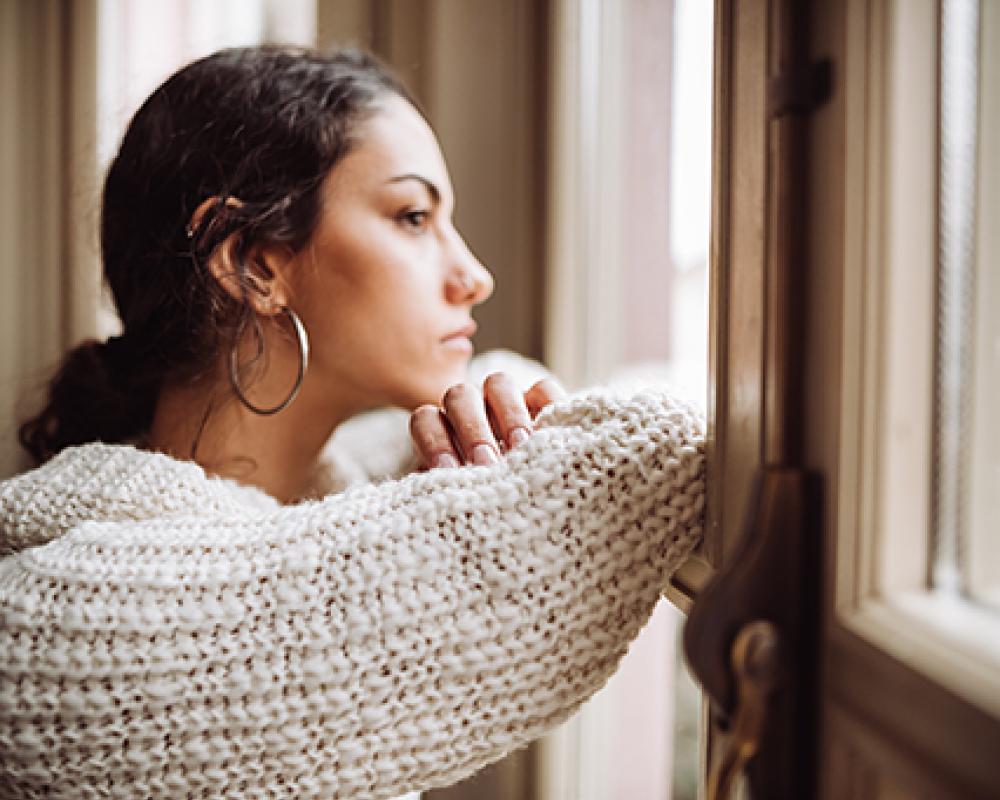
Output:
top-left (543, 1), bottom-right (712, 797)
top-left (819, 0), bottom-right (1000, 793)
top-left (839, 0), bottom-right (1000, 706)
top-left (664, 0), bottom-right (1000, 793)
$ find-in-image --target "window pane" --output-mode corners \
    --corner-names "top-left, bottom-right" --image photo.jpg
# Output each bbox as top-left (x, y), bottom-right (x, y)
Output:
top-left (967, 0), bottom-right (1000, 611)
top-left (933, 0), bottom-right (1000, 611)
top-left (931, 0), bottom-right (980, 596)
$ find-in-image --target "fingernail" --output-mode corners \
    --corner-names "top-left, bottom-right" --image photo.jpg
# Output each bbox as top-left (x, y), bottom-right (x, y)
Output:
top-left (433, 453), bottom-right (460, 469)
top-left (471, 444), bottom-right (499, 466)
top-left (509, 427), bottom-right (531, 448)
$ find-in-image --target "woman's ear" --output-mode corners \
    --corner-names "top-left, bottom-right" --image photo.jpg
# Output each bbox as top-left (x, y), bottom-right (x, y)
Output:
top-left (205, 238), bottom-right (293, 316)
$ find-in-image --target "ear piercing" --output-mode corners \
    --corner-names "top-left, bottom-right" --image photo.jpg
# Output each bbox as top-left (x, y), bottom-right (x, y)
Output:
top-left (185, 196), bottom-right (245, 241)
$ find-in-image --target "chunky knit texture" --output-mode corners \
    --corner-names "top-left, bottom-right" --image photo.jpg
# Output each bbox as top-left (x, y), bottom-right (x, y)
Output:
top-left (0, 387), bottom-right (704, 800)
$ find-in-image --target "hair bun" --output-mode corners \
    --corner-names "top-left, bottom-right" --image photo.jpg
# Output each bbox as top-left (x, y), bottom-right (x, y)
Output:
top-left (18, 337), bottom-right (157, 463)
top-left (101, 334), bottom-right (133, 369)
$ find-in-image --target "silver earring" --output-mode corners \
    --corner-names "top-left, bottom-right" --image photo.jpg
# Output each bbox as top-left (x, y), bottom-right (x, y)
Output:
top-left (229, 306), bottom-right (310, 416)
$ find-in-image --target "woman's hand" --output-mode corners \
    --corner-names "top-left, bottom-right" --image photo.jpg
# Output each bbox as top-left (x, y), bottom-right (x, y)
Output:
top-left (410, 373), bottom-right (565, 469)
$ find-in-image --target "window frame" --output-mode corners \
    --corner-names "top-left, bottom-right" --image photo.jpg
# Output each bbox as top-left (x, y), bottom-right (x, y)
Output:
top-left (834, 0), bottom-right (1000, 717)
top-left (824, 0), bottom-right (1000, 793)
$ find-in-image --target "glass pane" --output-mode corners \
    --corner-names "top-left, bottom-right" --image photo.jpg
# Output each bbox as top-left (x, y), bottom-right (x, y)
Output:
top-left (966, 0), bottom-right (1000, 611)
top-left (931, 0), bottom-right (980, 595)
top-left (933, 0), bottom-right (1000, 611)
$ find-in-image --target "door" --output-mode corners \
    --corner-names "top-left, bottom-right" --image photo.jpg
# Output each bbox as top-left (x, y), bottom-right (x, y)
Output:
top-left (685, 0), bottom-right (1000, 797)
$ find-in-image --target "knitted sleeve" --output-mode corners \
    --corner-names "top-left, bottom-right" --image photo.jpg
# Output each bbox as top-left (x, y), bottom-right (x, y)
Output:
top-left (0, 388), bottom-right (704, 800)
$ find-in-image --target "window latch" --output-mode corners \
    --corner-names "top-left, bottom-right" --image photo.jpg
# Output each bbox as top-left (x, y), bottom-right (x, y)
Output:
top-left (707, 620), bottom-right (781, 800)
top-left (683, 467), bottom-right (821, 798)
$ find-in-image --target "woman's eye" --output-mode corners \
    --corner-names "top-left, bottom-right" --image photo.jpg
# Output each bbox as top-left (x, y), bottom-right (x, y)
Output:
top-left (398, 209), bottom-right (430, 232)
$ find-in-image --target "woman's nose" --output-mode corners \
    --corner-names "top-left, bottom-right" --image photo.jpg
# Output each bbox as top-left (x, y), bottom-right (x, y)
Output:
top-left (446, 237), bottom-right (494, 306)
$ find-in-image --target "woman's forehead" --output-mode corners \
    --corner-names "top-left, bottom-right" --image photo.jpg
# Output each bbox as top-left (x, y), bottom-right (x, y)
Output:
top-left (326, 96), bottom-right (452, 200)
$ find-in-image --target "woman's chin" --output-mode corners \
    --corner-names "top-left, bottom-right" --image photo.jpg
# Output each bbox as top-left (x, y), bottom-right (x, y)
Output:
top-left (421, 369), bottom-right (472, 407)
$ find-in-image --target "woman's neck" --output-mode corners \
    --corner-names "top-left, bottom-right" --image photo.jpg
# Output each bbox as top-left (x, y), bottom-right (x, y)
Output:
top-left (146, 377), bottom-right (356, 504)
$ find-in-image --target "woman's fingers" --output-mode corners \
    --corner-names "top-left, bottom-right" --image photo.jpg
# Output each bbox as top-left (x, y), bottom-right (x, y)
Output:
top-left (483, 372), bottom-right (534, 451)
top-left (524, 377), bottom-right (566, 419)
top-left (409, 405), bottom-right (461, 469)
top-left (410, 374), bottom-right (566, 469)
top-left (441, 383), bottom-right (501, 465)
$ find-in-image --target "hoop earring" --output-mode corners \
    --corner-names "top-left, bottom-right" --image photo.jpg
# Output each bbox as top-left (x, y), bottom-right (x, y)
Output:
top-left (229, 306), bottom-right (310, 416)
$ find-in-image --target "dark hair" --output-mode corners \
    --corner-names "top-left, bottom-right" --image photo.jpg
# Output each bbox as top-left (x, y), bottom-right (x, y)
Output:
top-left (19, 46), bottom-right (410, 463)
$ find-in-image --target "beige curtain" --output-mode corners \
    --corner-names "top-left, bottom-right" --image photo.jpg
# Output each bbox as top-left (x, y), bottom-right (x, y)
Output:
top-left (0, 0), bottom-right (100, 477)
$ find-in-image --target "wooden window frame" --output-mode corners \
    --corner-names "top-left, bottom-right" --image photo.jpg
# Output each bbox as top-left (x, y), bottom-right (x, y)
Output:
top-left (665, 0), bottom-right (770, 612)
top-left (826, 0), bottom-right (1000, 794)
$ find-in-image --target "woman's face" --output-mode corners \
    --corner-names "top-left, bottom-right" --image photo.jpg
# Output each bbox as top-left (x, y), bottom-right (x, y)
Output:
top-left (286, 94), bottom-right (494, 413)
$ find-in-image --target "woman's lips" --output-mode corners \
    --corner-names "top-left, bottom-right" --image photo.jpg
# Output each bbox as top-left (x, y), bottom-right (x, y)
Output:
top-left (441, 321), bottom-right (477, 353)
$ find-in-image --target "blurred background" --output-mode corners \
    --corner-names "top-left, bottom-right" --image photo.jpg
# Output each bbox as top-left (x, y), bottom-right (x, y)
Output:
top-left (0, 1), bottom-right (712, 797)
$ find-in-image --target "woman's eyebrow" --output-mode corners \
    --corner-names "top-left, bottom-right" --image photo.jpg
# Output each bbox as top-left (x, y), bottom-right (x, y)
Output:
top-left (385, 174), bottom-right (441, 204)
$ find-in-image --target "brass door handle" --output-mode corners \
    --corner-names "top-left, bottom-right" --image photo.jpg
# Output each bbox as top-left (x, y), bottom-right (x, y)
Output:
top-left (706, 621), bottom-right (781, 800)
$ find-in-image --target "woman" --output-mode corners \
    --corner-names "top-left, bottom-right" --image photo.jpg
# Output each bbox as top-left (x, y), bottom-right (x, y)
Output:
top-left (0, 47), bottom-right (704, 799)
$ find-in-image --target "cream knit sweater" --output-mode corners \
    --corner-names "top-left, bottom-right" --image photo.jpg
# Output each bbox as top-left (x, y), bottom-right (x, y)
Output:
top-left (0, 387), bottom-right (704, 800)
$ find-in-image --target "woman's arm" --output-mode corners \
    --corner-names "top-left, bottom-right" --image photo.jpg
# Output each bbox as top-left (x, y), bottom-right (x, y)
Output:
top-left (0, 388), bottom-right (703, 800)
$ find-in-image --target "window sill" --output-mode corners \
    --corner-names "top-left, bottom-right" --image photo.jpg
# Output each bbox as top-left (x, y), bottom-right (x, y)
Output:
top-left (842, 590), bottom-right (1000, 720)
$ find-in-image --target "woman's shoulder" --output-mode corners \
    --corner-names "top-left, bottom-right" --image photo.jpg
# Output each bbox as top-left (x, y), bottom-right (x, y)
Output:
top-left (0, 442), bottom-right (278, 557)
